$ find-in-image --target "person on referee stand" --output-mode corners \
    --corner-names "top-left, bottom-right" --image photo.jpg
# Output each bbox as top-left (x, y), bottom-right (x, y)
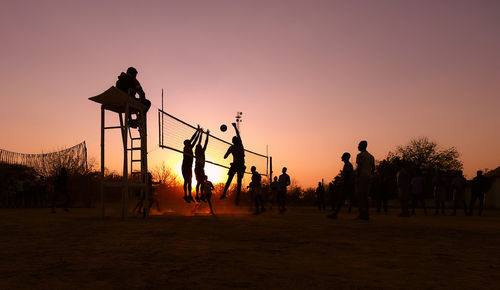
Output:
top-left (116, 66), bottom-right (151, 128)
top-left (220, 123), bottom-right (246, 205)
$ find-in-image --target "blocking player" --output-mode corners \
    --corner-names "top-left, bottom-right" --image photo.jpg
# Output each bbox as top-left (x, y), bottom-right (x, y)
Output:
top-left (194, 129), bottom-right (210, 202)
top-left (182, 126), bottom-right (201, 203)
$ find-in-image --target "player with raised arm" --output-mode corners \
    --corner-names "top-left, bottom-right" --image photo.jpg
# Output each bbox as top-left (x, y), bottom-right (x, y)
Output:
top-left (220, 123), bottom-right (246, 205)
top-left (182, 126), bottom-right (201, 203)
top-left (195, 129), bottom-right (210, 202)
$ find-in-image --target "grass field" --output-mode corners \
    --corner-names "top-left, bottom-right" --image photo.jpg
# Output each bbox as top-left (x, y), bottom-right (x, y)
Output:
top-left (1, 206), bottom-right (499, 289)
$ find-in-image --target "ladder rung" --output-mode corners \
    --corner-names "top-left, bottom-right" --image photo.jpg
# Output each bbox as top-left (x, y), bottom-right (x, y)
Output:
top-left (131, 159), bottom-right (142, 162)
top-left (131, 137), bottom-right (142, 140)
top-left (104, 126), bottom-right (123, 129)
top-left (127, 147), bottom-right (142, 151)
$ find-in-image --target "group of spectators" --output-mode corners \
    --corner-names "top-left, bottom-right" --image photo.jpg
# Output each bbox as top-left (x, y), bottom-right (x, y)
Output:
top-left (395, 168), bottom-right (491, 217)
top-left (0, 165), bottom-right (70, 212)
top-left (310, 141), bottom-right (493, 220)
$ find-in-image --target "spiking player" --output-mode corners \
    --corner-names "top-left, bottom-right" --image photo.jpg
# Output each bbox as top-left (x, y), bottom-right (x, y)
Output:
top-left (194, 129), bottom-right (210, 202)
top-left (220, 123), bottom-right (245, 205)
top-left (182, 126), bottom-right (201, 203)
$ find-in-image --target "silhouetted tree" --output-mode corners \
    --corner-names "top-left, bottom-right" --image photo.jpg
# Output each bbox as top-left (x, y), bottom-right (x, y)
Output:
top-left (386, 137), bottom-right (463, 172)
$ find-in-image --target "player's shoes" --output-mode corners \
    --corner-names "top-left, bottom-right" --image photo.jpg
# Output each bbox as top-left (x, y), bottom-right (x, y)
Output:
top-left (195, 195), bottom-right (200, 202)
top-left (220, 194), bottom-right (227, 200)
top-left (184, 196), bottom-right (191, 203)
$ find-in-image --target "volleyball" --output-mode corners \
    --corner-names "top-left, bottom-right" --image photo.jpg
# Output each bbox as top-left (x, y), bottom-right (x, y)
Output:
top-left (220, 124), bottom-right (227, 132)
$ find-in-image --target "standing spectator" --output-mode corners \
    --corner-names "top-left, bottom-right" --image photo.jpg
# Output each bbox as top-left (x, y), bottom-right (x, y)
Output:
top-left (451, 170), bottom-right (468, 216)
top-left (328, 152), bottom-right (354, 219)
top-left (278, 167), bottom-right (291, 213)
top-left (269, 176), bottom-right (280, 211)
top-left (51, 168), bottom-right (70, 213)
top-left (397, 165), bottom-right (411, 217)
top-left (433, 170), bottom-right (447, 215)
top-left (355, 141), bottom-right (375, 221)
top-left (316, 182), bottom-right (326, 211)
top-left (469, 170), bottom-right (490, 216)
top-left (410, 170), bottom-right (427, 215)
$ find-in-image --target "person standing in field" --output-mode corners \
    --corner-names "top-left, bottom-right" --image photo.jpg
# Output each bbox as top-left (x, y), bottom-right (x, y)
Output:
top-left (203, 175), bottom-right (215, 215)
top-left (220, 123), bottom-right (246, 205)
top-left (329, 152), bottom-right (355, 219)
top-left (51, 167), bottom-right (70, 213)
top-left (396, 164), bottom-right (411, 217)
top-left (410, 170), bottom-right (427, 215)
top-left (249, 166), bottom-right (264, 215)
top-left (433, 170), bottom-right (447, 215)
top-left (134, 172), bottom-right (161, 215)
top-left (269, 176), bottom-right (280, 211)
top-left (328, 181), bottom-right (336, 211)
top-left (451, 170), bottom-right (468, 216)
top-left (355, 140), bottom-right (375, 221)
top-left (182, 126), bottom-right (201, 203)
top-left (469, 170), bottom-right (490, 216)
top-left (278, 167), bottom-right (291, 213)
top-left (194, 129), bottom-right (210, 202)
top-left (316, 181), bottom-right (326, 211)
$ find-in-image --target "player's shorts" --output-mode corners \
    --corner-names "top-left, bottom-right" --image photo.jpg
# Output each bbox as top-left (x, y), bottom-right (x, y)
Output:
top-left (228, 162), bottom-right (246, 179)
top-left (195, 166), bottom-right (205, 182)
top-left (182, 165), bottom-right (192, 180)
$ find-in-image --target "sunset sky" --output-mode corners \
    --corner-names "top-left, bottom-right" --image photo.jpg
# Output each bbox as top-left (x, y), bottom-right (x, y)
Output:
top-left (1, 0), bottom-right (499, 187)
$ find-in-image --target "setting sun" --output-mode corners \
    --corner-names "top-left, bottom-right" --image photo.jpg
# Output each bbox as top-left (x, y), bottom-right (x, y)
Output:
top-left (171, 156), bottom-right (227, 185)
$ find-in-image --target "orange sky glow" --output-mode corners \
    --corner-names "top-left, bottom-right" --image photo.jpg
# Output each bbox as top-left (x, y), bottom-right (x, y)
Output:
top-left (1, 0), bottom-right (499, 187)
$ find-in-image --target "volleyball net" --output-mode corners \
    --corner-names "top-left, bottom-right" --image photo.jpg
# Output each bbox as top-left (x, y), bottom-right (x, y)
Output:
top-left (0, 141), bottom-right (88, 176)
top-left (158, 109), bottom-right (268, 176)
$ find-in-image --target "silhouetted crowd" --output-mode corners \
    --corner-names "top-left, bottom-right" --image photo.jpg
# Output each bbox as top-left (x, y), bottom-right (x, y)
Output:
top-left (308, 141), bottom-right (494, 220)
top-left (0, 165), bottom-right (73, 212)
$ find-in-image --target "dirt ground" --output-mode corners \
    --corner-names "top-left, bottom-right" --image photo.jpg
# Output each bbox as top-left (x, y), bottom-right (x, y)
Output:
top-left (1, 205), bottom-right (499, 289)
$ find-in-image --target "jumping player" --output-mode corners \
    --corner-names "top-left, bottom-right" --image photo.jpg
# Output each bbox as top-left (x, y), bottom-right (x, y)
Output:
top-left (182, 126), bottom-right (201, 203)
top-left (220, 123), bottom-right (245, 205)
top-left (195, 129), bottom-right (210, 202)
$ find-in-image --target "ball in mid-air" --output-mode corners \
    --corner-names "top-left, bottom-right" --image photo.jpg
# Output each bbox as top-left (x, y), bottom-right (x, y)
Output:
top-left (220, 124), bottom-right (227, 132)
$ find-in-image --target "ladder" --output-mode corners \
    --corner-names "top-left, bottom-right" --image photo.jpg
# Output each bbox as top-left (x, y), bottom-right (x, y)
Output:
top-left (89, 87), bottom-right (149, 219)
